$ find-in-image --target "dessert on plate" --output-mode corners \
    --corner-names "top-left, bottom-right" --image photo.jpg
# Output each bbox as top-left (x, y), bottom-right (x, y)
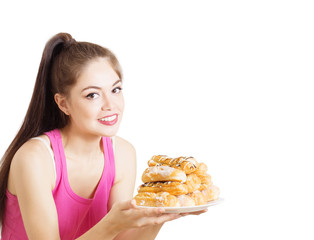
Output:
top-left (134, 155), bottom-right (220, 207)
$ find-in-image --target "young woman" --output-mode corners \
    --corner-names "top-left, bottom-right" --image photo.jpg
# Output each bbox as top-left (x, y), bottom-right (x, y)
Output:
top-left (0, 33), bottom-right (206, 240)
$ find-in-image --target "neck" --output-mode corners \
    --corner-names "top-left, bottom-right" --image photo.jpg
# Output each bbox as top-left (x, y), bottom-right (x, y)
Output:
top-left (60, 125), bottom-right (103, 161)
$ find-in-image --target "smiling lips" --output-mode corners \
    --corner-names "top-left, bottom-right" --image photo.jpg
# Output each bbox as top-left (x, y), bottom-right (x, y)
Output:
top-left (98, 114), bottom-right (118, 126)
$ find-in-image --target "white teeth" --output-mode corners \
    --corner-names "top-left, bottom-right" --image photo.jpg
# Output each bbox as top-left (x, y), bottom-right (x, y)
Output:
top-left (100, 115), bottom-right (117, 122)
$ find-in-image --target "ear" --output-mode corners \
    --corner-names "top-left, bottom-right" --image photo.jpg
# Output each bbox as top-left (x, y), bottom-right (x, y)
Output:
top-left (54, 93), bottom-right (70, 115)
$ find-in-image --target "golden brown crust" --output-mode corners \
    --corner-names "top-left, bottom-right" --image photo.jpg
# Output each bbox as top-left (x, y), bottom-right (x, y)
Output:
top-left (134, 192), bottom-right (180, 207)
top-left (149, 155), bottom-right (199, 174)
top-left (188, 191), bottom-right (208, 206)
top-left (198, 173), bottom-right (212, 186)
top-left (176, 194), bottom-right (196, 207)
top-left (202, 185), bottom-right (220, 202)
top-left (141, 166), bottom-right (187, 183)
top-left (194, 162), bottom-right (208, 175)
top-left (196, 173), bottom-right (213, 190)
top-left (198, 183), bottom-right (213, 191)
top-left (186, 173), bottom-right (201, 193)
top-left (138, 181), bottom-right (188, 195)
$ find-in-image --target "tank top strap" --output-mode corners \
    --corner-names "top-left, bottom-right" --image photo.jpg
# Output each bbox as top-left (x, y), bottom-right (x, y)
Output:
top-left (44, 129), bottom-right (63, 192)
top-left (101, 136), bottom-right (116, 188)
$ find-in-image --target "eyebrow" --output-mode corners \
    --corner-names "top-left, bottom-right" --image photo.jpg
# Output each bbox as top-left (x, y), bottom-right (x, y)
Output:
top-left (81, 79), bottom-right (122, 92)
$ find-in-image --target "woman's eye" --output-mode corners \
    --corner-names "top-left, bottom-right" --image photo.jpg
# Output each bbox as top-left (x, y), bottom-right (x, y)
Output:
top-left (112, 87), bottom-right (123, 94)
top-left (86, 93), bottom-right (99, 99)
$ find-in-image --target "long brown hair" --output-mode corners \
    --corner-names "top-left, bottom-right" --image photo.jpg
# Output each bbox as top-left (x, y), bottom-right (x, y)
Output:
top-left (0, 33), bottom-right (122, 224)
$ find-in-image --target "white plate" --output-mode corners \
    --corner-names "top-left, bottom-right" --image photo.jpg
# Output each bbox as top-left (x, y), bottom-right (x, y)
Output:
top-left (137, 198), bottom-right (223, 213)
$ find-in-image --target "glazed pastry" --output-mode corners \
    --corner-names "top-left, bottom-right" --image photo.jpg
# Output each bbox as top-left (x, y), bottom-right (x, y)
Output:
top-left (202, 185), bottom-right (220, 202)
top-left (194, 162), bottom-right (208, 175)
top-left (196, 173), bottom-right (212, 191)
top-left (188, 190), bottom-right (208, 206)
top-left (198, 173), bottom-right (212, 186)
top-left (198, 182), bottom-right (213, 191)
top-left (149, 155), bottom-right (199, 174)
top-left (136, 155), bottom-right (220, 208)
top-left (176, 194), bottom-right (196, 207)
top-left (186, 173), bottom-right (201, 193)
top-left (134, 192), bottom-right (180, 207)
top-left (138, 181), bottom-right (188, 195)
top-left (141, 166), bottom-right (187, 183)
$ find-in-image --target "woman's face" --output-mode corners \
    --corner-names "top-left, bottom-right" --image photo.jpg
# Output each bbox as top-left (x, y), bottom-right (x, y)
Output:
top-left (63, 58), bottom-right (124, 137)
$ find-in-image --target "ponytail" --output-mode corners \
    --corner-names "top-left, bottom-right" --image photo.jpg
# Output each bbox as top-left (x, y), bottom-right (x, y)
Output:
top-left (0, 33), bottom-right (71, 224)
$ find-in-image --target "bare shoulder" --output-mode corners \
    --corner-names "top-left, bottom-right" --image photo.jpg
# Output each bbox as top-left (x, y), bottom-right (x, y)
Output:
top-left (113, 136), bottom-right (137, 181)
top-left (12, 135), bottom-right (52, 166)
top-left (12, 136), bottom-right (49, 168)
top-left (114, 136), bottom-right (136, 156)
top-left (107, 136), bottom-right (137, 204)
top-left (8, 135), bottom-right (55, 194)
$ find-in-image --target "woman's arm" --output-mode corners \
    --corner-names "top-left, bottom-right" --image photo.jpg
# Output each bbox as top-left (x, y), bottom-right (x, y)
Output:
top-left (9, 140), bottom-right (61, 240)
top-left (107, 137), bottom-right (178, 240)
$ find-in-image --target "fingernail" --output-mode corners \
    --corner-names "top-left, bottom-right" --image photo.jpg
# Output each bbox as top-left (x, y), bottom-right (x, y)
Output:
top-left (158, 208), bottom-right (165, 213)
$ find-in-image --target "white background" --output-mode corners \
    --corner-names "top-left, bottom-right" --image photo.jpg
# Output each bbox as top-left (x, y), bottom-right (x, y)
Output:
top-left (0, 0), bottom-right (313, 239)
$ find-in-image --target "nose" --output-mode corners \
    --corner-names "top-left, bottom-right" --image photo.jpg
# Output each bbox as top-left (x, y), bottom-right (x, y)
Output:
top-left (101, 94), bottom-right (114, 111)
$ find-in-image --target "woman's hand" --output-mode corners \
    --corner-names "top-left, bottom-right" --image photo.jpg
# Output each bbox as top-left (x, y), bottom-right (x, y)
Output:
top-left (105, 199), bottom-right (181, 234)
top-left (179, 209), bottom-right (208, 217)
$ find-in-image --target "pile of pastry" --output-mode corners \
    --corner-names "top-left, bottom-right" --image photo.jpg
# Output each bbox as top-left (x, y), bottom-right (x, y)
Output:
top-left (134, 155), bottom-right (220, 207)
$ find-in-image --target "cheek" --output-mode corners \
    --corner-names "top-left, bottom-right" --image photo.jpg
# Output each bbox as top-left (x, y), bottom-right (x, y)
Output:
top-left (118, 96), bottom-right (125, 111)
top-left (71, 101), bottom-right (99, 118)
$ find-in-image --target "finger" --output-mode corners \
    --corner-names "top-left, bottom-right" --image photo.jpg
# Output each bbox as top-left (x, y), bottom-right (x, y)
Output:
top-left (130, 206), bottom-right (165, 218)
top-left (118, 199), bottom-right (137, 210)
top-left (180, 209), bottom-right (208, 216)
top-left (130, 199), bottom-right (137, 208)
top-left (141, 213), bottom-right (181, 226)
top-left (155, 213), bottom-right (181, 223)
top-left (191, 209), bottom-right (208, 215)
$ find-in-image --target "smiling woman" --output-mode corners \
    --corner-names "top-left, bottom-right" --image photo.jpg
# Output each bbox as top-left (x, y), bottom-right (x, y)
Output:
top-left (54, 58), bottom-right (124, 138)
top-left (0, 33), bottom-right (196, 240)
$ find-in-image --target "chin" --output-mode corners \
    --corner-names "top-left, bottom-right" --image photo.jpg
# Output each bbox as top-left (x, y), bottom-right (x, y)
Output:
top-left (84, 121), bottom-right (121, 138)
top-left (100, 131), bottom-right (117, 138)
top-left (98, 126), bottom-right (120, 138)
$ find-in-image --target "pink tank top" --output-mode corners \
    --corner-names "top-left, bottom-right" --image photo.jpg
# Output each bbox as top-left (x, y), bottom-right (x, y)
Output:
top-left (1, 129), bottom-right (115, 240)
